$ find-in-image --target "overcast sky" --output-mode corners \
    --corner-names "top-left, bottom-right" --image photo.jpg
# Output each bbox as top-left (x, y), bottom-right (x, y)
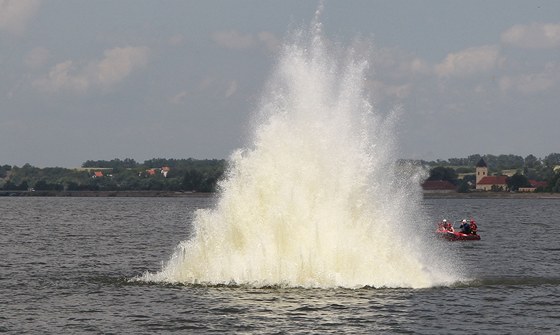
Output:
top-left (2, 0), bottom-right (559, 167)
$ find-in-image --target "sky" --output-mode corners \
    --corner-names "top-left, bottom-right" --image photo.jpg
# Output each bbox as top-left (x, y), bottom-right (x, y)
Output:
top-left (1, 0), bottom-right (560, 167)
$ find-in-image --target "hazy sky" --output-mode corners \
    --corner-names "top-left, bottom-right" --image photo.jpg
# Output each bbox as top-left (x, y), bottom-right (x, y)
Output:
top-left (2, 0), bottom-right (559, 167)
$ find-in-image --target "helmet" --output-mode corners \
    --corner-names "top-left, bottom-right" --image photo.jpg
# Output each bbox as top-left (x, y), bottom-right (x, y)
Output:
top-left (462, 219), bottom-right (467, 223)
top-left (442, 219), bottom-right (447, 222)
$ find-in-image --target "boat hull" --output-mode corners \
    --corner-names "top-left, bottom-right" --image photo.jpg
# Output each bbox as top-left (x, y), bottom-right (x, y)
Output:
top-left (436, 231), bottom-right (481, 241)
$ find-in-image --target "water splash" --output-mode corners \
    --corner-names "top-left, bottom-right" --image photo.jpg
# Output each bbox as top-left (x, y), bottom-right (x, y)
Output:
top-left (142, 20), bottom-right (460, 288)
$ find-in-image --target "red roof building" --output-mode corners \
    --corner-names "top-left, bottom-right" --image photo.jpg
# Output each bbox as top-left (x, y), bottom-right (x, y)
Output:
top-left (476, 176), bottom-right (508, 191)
top-left (529, 180), bottom-right (547, 188)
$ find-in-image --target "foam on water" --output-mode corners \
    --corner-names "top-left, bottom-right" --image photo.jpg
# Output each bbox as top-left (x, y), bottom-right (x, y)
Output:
top-left (143, 15), bottom-right (460, 288)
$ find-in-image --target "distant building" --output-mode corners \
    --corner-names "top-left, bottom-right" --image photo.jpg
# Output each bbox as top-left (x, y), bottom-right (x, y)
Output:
top-left (475, 158), bottom-right (509, 191)
top-left (476, 175), bottom-right (508, 191)
top-left (92, 171), bottom-right (104, 178)
top-left (139, 166), bottom-right (171, 178)
top-left (161, 166), bottom-right (170, 178)
top-left (501, 169), bottom-right (519, 177)
top-left (475, 158), bottom-right (488, 186)
top-left (519, 180), bottom-right (548, 192)
top-left (530, 180), bottom-right (547, 189)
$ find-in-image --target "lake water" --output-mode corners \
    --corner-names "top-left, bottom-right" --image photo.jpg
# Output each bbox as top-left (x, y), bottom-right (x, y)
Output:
top-left (1, 196), bottom-right (559, 334)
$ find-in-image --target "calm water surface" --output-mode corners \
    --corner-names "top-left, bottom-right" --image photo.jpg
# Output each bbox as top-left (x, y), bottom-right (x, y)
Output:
top-left (1, 196), bottom-right (559, 334)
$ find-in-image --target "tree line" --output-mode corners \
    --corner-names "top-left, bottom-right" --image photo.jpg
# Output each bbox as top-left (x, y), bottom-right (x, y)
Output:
top-left (2, 153), bottom-right (560, 193)
top-left (421, 153), bottom-right (560, 192)
top-left (0, 158), bottom-right (226, 193)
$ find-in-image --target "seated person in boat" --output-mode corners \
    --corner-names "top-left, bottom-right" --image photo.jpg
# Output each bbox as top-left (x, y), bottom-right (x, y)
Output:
top-left (437, 219), bottom-right (454, 232)
top-left (459, 219), bottom-right (471, 234)
top-left (443, 219), bottom-right (454, 232)
top-left (469, 219), bottom-right (478, 235)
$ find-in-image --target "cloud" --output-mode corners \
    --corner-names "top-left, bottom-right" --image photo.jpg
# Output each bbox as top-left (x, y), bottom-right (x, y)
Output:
top-left (225, 80), bottom-right (238, 98)
top-left (212, 30), bottom-right (255, 49)
top-left (96, 46), bottom-right (150, 86)
top-left (34, 60), bottom-right (90, 93)
top-left (258, 31), bottom-right (282, 53)
top-left (169, 90), bottom-right (188, 105)
top-left (408, 58), bottom-right (431, 75)
top-left (369, 80), bottom-right (412, 100)
top-left (435, 45), bottom-right (502, 78)
top-left (33, 46), bottom-right (150, 93)
top-left (212, 29), bottom-right (281, 53)
top-left (373, 47), bottom-right (432, 79)
top-left (0, 0), bottom-right (41, 35)
top-left (500, 62), bottom-right (560, 94)
top-left (168, 34), bottom-right (184, 47)
top-left (24, 47), bottom-right (49, 69)
top-left (363, 47), bottom-right (430, 103)
top-left (501, 23), bottom-right (560, 49)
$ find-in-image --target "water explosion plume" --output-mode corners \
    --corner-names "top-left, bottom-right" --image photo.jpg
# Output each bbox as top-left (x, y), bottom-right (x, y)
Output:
top-left (144, 17), bottom-right (459, 288)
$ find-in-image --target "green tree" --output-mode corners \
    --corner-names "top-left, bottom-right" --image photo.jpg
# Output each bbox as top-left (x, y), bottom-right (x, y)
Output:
top-left (34, 180), bottom-right (63, 191)
top-left (457, 179), bottom-right (470, 193)
top-left (0, 164), bottom-right (12, 178)
top-left (524, 154), bottom-right (540, 168)
top-left (544, 153), bottom-right (560, 168)
top-left (427, 166), bottom-right (458, 185)
top-left (65, 181), bottom-right (79, 191)
top-left (545, 171), bottom-right (560, 192)
top-left (507, 173), bottom-right (531, 191)
top-left (81, 158), bottom-right (137, 170)
top-left (18, 181), bottom-right (29, 191)
top-left (467, 154), bottom-right (482, 167)
top-left (182, 169), bottom-right (204, 191)
top-left (34, 180), bottom-right (50, 191)
top-left (3, 180), bottom-right (17, 190)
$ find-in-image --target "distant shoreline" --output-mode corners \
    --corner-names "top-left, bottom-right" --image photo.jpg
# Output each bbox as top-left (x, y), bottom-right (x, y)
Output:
top-left (2, 190), bottom-right (560, 199)
top-left (422, 191), bottom-right (560, 199)
top-left (0, 190), bottom-right (214, 198)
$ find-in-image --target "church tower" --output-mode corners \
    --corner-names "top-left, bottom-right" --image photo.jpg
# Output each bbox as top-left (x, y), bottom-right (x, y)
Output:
top-left (475, 158), bottom-right (488, 185)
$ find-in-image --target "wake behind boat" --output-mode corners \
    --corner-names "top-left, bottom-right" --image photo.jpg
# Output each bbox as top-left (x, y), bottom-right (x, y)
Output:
top-left (436, 219), bottom-right (480, 241)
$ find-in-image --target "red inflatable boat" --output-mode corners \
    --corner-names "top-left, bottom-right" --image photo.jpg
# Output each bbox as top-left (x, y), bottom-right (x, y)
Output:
top-left (436, 229), bottom-right (481, 241)
top-left (436, 219), bottom-right (480, 241)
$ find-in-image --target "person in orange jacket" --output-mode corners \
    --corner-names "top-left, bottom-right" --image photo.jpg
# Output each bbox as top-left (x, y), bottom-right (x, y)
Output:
top-left (469, 219), bottom-right (478, 235)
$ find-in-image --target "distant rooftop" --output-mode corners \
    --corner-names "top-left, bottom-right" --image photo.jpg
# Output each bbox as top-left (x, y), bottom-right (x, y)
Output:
top-left (477, 176), bottom-right (508, 185)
